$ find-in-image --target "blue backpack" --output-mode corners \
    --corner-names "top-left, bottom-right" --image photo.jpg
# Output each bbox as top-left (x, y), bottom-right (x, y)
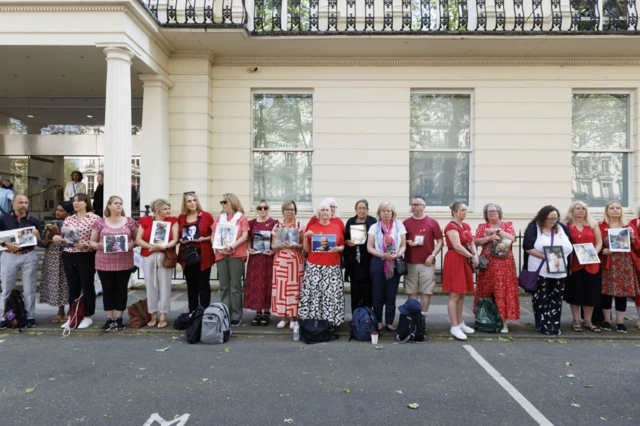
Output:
top-left (349, 306), bottom-right (377, 341)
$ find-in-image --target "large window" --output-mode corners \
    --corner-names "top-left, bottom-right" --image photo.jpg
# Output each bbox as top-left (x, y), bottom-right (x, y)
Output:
top-left (252, 93), bottom-right (313, 208)
top-left (572, 93), bottom-right (631, 207)
top-left (410, 93), bottom-right (471, 207)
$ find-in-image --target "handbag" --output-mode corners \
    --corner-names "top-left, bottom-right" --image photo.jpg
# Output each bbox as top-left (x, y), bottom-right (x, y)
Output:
top-left (127, 298), bottom-right (152, 329)
top-left (518, 229), bottom-right (553, 293)
top-left (163, 246), bottom-right (178, 268)
top-left (477, 253), bottom-right (490, 270)
top-left (395, 256), bottom-right (408, 276)
top-left (182, 245), bottom-right (201, 267)
top-left (299, 319), bottom-right (339, 344)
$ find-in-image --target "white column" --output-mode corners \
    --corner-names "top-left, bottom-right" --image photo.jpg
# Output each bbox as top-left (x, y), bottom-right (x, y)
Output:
top-left (139, 75), bottom-right (173, 210)
top-left (103, 47), bottom-right (134, 214)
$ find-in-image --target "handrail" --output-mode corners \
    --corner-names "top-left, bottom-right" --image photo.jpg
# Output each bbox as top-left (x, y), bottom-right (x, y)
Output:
top-left (27, 184), bottom-right (63, 200)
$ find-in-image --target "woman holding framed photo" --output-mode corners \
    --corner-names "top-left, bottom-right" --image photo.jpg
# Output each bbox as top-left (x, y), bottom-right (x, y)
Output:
top-left (473, 203), bottom-right (519, 334)
top-left (211, 193), bottom-right (250, 327)
top-left (523, 205), bottom-right (573, 336)
top-left (563, 201), bottom-right (603, 333)
top-left (598, 200), bottom-right (640, 333)
top-left (625, 208), bottom-right (640, 330)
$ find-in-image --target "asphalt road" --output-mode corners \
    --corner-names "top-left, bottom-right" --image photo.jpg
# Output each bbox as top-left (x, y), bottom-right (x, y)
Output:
top-left (1, 333), bottom-right (639, 426)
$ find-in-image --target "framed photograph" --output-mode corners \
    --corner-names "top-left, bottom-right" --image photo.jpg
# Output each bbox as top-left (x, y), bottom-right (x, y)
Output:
top-left (350, 224), bottom-right (367, 245)
top-left (150, 221), bottom-right (171, 245)
top-left (573, 243), bottom-right (600, 265)
top-left (212, 223), bottom-right (238, 249)
top-left (61, 226), bottom-right (80, 248)
top-left (543, 246), bottom-right (567, 274)
top-left (0, 230), bottom-right (17, 251)
top-left (16, 227), bottom-right (37, 247)
top-left (181, 224), bottom-right (199, 242)
top-left (413, 235), bottom-right (425, 246)
top-left (104, 235), bottom-right (128, 253)
top-left (274, 228), bottom-right (299, 246)
top-left (312, 234), bottom-right (337, 252)
top-left (487, 238), bottom-right (512, 259)
top-left (253, 231), bottom-right (271, 253)
top-left (608, 228), bottom-right (631, 253)
top-left (43, 221), bottom-right (62, 241)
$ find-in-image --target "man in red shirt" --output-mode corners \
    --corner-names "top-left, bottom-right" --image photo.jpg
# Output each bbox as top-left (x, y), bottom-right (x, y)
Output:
top-left (403, 196), bottom-right (443, 317)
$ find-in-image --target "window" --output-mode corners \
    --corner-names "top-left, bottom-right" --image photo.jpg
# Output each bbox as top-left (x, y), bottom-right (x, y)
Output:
top-left (410, 93), bottom-right (471, 207)
top-left (572, 93), bottom-right (631, 207)
top-left (252, 93), bottom-right (313, 208)
top-left (87, 175), bottom-right (95, 196)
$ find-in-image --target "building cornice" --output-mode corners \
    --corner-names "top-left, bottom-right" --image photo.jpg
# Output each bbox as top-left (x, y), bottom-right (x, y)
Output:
top-left (213, 57), bottom-right (640, 67)
top-left (170, 51), bottom-right (216, 65)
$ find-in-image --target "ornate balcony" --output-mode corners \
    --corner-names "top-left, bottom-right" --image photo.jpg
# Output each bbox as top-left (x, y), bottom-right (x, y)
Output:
top-left (138, 0), bottom-right (639, 34)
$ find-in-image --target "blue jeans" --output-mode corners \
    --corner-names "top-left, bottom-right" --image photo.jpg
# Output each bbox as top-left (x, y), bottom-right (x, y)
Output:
top-left (370, 257), bottom-right (400, 326)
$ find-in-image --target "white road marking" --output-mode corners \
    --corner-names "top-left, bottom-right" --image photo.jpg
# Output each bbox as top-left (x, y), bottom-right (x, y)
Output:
top-left (142, 413), bottom-right (190, 426)
top-left (463, 345), bottom-right (553, 426)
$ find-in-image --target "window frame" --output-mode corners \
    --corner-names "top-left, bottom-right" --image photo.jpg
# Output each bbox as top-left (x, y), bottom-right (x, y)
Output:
top-left (571, 90), bottom-right (634, 209)
top-left (409, 90), bottom-right (474, 211)
top-left (250, 89), bottom-right (314, 212)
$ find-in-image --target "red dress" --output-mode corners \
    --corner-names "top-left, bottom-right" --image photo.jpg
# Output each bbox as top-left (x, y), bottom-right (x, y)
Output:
top-left (244, 218), bottom-right (278, 311)
top-left (473, 222), bottom-right (520, 321)
top-left (599, 222), bottom-right (640, 298)
top-left (442, 221), bottom-right (475, 294)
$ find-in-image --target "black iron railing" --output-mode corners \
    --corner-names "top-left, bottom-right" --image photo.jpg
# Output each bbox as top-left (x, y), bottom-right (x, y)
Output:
top-left (138, 0), bottom-right (640, 34)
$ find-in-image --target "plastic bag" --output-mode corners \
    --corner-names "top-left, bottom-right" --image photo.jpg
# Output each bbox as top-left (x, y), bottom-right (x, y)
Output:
top-left (475, 297), bottom-right (503, 333)
top-left (133, 246), bottom-right (143, 269)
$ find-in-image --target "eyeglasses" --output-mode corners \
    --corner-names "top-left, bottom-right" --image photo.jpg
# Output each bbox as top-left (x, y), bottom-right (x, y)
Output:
top-left (487, 210), bottom-right (498, 214)
top-left (330, 205), bottom-right (338, 209)
top-left (410, 204), bottom-right (425, 207)
top-left (220, 200), bottom-right (228, 205)
top-left (257, 206), bottom-right (269, 211)
top-left (546, 217), bottom-right (558, 222)
top-left (183, 191), bottom-right (195, 196)
top-left (284, 208), bottom-right (295, 212)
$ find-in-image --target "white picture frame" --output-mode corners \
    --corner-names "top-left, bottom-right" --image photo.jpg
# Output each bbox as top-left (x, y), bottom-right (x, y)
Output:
top-left (253, 230), bottom-right (271, 253)
top-left (573, 243), bottom-right (600, 265)
top-left (350, 224), bottom-right (367, 245)
top-left (212, 223), bottom-right (239, 249)
top-left (15, 226), bottom-right (37, 247)
top-left (150, 221), bottom-right (171, 245)
top-left (0, 230), bottom-right (17, 251)
top-left (608, 228), bottom-right (631, 253)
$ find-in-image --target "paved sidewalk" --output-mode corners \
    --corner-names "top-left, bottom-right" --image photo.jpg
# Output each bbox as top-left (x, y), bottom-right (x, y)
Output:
top-left (15, 289), bottom-right (640, 340)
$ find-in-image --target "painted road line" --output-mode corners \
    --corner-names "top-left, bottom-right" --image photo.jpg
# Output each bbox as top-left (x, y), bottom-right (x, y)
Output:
top-left (142, 413), bottom-right (190, 426)
top-left (463, 345), bottom-right (553, 426)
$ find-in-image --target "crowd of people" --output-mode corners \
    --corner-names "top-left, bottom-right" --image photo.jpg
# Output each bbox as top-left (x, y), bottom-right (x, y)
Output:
top-left (1, 181), bottom-right (640, 340)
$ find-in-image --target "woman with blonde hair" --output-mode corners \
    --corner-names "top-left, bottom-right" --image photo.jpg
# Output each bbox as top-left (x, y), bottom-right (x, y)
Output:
top-left (211, 193), bottom-right (250, 326)
top-left (135, 198), bottom-right (179, 328)
top-left (89, 196), bottom-right (138, 331)
top-left (563, 201), bottom-right (603, 332)
top-left (598, 200), bottom-right (640, 333)
top-left (178, 192), bottom-right (214, 312)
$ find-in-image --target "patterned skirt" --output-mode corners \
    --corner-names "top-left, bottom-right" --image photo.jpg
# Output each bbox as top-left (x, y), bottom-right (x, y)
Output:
top-left (298, 263), bottom-right (345, 326)
top-left (40, 245), bottom-right (69, 307)
top-left (271, 249), bottom-right (304, 318)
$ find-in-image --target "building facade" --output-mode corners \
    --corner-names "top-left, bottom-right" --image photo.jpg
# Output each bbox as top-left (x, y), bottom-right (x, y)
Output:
top-left (1, 0), bottom-right (639, 232)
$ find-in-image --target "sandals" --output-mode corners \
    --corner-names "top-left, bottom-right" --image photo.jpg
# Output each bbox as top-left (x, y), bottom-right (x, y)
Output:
top-left (51, 314), bottom-right (63, 323)
top-left (251, 313), bottom-right (262, 326)
top-left (157, 314), bottom-right (168, 329)
top-left (583, 321), bottom-right (601, 333)
top-left (572, 320), bottom-right (583, 332)
top-left (260, 312), bottom-right (271, 326)
top-left (147, 313), bottom-right (158, 328)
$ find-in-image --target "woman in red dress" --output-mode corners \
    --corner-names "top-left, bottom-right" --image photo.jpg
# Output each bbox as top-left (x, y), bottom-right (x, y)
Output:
top-left (598, 200), bottom-right (640, 333)
top-left (626, 209), bottom-right (640, 330)
top-left (473, 203), bottom-right (519, 333)
top-left (443, 201), bottom-right (478, 341)
top-left (245, 200), bottom-right (278, 326)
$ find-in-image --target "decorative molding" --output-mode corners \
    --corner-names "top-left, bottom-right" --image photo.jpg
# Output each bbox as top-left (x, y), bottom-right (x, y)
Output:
top-left (139, 74), bottom-right (174, 90)
top-left (213, 57), bottom-right (640, 67)
top-left (170, 51), bottom-right (216, 65)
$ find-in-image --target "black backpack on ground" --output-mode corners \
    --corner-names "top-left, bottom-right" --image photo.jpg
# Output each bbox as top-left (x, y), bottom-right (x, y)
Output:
top-left (173, 312), bottom-right (192, 331)
top-left (396, 312), bottom-right (428, 343)
top-left (299, 319), bottom-right (339, 344)
top-left (185, 306), bottom-right (204, 344)
top-left (4, 289), bottom-right (27, 329)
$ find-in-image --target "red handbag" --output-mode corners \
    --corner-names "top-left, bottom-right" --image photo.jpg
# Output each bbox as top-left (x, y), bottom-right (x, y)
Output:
top-left (68, 296), bottom-right (85, 329)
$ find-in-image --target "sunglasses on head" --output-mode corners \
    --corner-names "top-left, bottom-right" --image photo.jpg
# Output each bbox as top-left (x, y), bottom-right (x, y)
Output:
top-left (257, 206), bottom-right (269, 211)
top-left (183, 191), bottom-right (195, 196)
top-left (220, 200), bottom-right (228, 205)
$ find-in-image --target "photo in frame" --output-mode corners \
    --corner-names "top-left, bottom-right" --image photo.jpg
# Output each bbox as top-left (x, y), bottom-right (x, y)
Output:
top-left (212, 223), bottom-right (239, 249)
top-left (413, 235), bottom-right (425, 246)
top-left (150, 221), bottom-right (171, 245)
top-left (253, 230), bottom-right (271, 253)
top-left (60, 226), bottom-right (80, 248)
top-left (608, 228), bottom-right (631, 253)
top-left (43, 221), bottom-right (62, 241)
top-left (16, 227), bottom-right (37, 247)
top-left (181, 224), bottom-right (199, 242)
top-left (104, 235), bottom-right (128, 253)
top-left (274, 228), bottom-right (299, 246)
top-left (543, 246), bottom-right (567, 274)
top-left (312, 234), bottom-right (337, 252)
top-left (0, 230), bottom-right (17, 251)
top-left (573, 243), bottom-right (600, 265)
top-left (350, 224), bottom-right (367, 245)
top-left (488, 238), bottom-right (513, 259)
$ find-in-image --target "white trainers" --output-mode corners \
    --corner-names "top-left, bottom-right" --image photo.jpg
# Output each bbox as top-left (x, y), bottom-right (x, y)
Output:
top-left (60, 319), bottom-right (70, 329)
top-left (459, 322), bottom-right (475, 334)
top-left (276, 320), bottom-right (288, 329)
top-left (500, 323), bottom-right (509, 334)
top-left (450, 326), bottom-right (467, 341)
top-left (77, 317), bottom-right (93, 329)
top-left (290, 320), bottom-right (297, 330)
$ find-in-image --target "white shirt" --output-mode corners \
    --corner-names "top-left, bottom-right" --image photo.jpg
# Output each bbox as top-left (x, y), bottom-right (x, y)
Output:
top-left (528, 225), bottom-right (573, 279)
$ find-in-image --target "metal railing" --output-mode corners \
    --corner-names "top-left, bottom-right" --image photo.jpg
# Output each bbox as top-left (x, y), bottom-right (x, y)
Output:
top-left (139, 0), bottom-right (640, 33)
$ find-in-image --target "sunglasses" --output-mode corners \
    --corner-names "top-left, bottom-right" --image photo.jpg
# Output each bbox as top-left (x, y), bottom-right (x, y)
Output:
top-left (257, 206), bottom-right (269, 211)
top-left (220, 200), bottom-right (228, 205)
top-left (183, 191), bottom-right (195, 196)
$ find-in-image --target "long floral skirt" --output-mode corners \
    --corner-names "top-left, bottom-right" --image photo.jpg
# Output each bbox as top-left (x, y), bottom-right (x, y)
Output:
top-left (532, 276), bottom-right (565, 335)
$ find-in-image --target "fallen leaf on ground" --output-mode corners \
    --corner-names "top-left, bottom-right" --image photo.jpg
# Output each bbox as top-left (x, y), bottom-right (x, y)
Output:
top-left (155, 347), bottom-right (170, 352)
top-left (343, 388), bottom-right (350, 393)
top-left (375, 345), bottom-right (383, 350)
top-left (49, 378), bottom-right (55, 381)
top-left (137, 367), bottom-right (146, 371)
top-left (566, 362), bottom-right (572, 366)
top-left (224, 347), bottom-right (230, 353)
top-left (395, 390), bottom-right (403, 394)
top-left (571, 403), bottom-right (580, 408)
top-left (600, 417), bottom-right (607, 420)
top-left (284, 420), bottom-right (293, 424)
top-left (584, 384), bottom-right (593, 388)
top-left (566, 374), bottom-right (575, 378)
top-left (623, 317), bottom-right (633, 321)
top-left (25, 387), bottom-right (36, 394)
top-left (407, 403), bottom-right (419, 410)
top-left (202, 378), bottom-right (209, 382)
top-left (499, 353), bottom-right (506, 356)
top-left (27, 331), bottom-right (43, 336)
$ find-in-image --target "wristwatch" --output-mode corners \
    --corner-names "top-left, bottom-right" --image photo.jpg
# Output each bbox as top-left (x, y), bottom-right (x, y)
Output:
top-left (0, 241), bottom-right (5, 248)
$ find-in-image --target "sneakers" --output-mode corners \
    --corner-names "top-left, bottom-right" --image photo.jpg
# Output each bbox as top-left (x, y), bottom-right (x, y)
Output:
top-left (115, 317), bottom-right (126, 331)
top-left (276, 320), bottom-right (289, 329)
top-left (77, 317), bottom-right (93, 329)
top-left (100, 319), bottom-right (115, 332)
top-left (0, 320), bottom-right (7, 330)
top-left (290, 320), bottom-right (297, 330)
top-left (459, 322), bottom-right (475, 334)
top-left (230, 320), bottom-right (241, 327)
top-left (601, 321), bottom-right (612, 331)
top-left (617, 323), bottom-right (627, 334)
top-left (450, 326), bottom-right (467, 341)
top-left (500, 323), bottom-right (509, 334)
top-left (26, 319), bottom-right (36, 329)
top-left (60, 319), bottom-right (70, 329)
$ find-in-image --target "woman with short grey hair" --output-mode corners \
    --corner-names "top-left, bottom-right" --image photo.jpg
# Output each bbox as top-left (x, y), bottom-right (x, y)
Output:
top-left (305, 197), bottom-right (345, 233)
top-left (482, 203), bottom-right (503, 222)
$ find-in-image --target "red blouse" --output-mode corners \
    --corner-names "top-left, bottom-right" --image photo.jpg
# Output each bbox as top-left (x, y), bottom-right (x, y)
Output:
top-left (139, 216), bottom-right (178, 257)
top-left (177, 211), bottom-right (215, 271)
top-left (598, 221), bottom-right (640, 271)
top-left (566, 222), bottom-right (599, 274)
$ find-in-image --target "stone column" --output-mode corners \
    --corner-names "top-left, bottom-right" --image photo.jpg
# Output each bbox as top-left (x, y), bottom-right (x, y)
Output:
top-left (139, 75), bottom-right (173, 210)
top-left (103, 47), bottom-right (134, 214)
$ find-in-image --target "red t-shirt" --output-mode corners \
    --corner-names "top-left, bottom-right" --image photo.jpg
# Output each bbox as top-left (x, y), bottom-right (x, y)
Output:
top-left (139, 216), bottom-right (178, 257)
top-left (306, 216), bottom-right (345, 233)
top-left (403, 216), bottom-right (443, 264)
top-left (306, 221), bottom-right (344, 267)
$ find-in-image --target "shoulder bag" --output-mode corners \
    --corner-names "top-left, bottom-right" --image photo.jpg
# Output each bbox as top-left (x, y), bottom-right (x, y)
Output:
top-left (163, 246), bottom-right (178, 268)
top-left (181, 216), bottom-right (202, 268)
top-left (518, 229), bottom-right (553, 293)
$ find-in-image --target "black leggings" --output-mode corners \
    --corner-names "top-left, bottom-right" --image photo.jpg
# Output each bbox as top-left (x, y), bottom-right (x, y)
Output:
top-left (63, 252), bottom-right (96, 316)
top-left (97, 270), bottom-right (131, 312)
top-left (183, 265), bottom-right (212, 311)
top-left (601, 294), bottom-right (627, 312)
